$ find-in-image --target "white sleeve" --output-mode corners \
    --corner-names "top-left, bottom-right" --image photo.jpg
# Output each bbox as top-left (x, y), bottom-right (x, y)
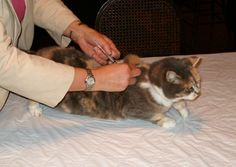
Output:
top-left (0, 21), bottom-right (74, 107)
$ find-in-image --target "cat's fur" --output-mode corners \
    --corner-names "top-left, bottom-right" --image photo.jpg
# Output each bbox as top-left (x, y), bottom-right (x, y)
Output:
top-left (29, 47), bottom-right (201, 129)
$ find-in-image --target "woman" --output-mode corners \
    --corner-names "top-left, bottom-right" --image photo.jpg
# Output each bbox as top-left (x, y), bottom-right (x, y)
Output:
top-left (0, 0), bottom-right (141, 110)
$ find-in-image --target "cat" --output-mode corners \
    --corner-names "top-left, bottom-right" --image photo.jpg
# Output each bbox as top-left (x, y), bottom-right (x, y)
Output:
top-left (29, 47), bottom-right (201, 129)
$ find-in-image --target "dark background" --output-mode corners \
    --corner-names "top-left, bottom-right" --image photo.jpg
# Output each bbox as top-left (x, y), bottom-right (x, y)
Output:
top-left (31, 0), bottom-right (236, 56)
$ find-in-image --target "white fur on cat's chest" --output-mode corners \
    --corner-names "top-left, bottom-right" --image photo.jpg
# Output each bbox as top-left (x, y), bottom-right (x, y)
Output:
top-left (139, 82), bottom-right (173, 107)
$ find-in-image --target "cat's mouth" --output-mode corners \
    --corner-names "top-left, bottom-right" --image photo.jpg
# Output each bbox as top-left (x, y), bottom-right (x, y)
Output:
top-left (184, 91), bottom-right (201, 101)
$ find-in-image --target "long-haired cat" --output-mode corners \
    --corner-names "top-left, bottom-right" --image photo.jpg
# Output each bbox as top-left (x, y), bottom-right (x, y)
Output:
top-left (29, 47), bottom-right (201, 129)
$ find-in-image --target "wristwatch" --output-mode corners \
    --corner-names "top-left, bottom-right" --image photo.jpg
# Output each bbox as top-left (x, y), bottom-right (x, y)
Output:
top-left (85, 69), bottom-right (95, 91)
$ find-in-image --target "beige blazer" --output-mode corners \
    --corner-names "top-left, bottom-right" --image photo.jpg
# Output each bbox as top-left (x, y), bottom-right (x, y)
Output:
top-left (0, 0), bottom-right (80, 110)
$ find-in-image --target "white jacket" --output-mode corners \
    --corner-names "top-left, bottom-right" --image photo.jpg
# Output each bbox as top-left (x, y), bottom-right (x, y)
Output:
top-left (0, 0), bottom-right (79, 110)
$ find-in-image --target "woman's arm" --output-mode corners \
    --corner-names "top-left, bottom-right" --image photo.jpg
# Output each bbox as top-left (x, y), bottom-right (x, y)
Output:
top-left (70, 63), bottom-right (140, 92)
top-left (0, 20), bottom-right (74, 107)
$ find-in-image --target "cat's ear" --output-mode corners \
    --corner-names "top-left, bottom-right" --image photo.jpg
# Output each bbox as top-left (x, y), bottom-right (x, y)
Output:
top-left (189, 56), bottom-right (201, 67)
top-left (166, 71), bottom-right (181, 84)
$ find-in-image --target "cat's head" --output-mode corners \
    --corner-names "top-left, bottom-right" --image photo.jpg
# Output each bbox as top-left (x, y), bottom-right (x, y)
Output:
top-left (149, 56), bottom-right (201, 102)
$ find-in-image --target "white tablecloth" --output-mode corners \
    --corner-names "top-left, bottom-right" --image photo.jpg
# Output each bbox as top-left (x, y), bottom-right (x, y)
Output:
top-left (0, 52), bottom-right (236, 167)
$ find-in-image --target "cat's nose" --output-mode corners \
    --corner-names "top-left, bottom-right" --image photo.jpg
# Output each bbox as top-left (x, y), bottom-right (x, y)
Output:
top-left (195, 89), bottom-right (200, 94)
top-left (197, 83), bottom-right (201, 88)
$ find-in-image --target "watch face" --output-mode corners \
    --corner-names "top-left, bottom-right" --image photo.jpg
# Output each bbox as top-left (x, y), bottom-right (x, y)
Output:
top-left (87, 76), bottom-right (95, 85)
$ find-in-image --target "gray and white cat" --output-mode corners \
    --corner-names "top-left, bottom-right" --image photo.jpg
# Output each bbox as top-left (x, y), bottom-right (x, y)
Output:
top-left (29, 47), bottom-right (201, 129)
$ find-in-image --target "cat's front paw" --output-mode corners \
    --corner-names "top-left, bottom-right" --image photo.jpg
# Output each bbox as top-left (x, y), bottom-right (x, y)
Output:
top-left (173, 101), bottom-right (189, 119)
top-left (28, 101), bottom-right (42, 117)
top-left (158, 117), bottom-right (176, 129)
top-left (179, 108), bottom-right (189, 119)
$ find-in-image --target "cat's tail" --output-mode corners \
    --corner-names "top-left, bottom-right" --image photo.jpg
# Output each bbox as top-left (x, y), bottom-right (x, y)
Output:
top-left (123, 54), bottom-right (141, 67)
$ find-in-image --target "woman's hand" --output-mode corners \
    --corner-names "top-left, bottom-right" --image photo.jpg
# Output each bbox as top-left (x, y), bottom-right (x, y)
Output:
top-left (92, 63), bottom-right (141, 91)
top-left (64, 21), bottom-right (141, 92)
top-left (69, 63), bottom-right (141, 92)
top-left (64, 21), bottom-right (120, 65)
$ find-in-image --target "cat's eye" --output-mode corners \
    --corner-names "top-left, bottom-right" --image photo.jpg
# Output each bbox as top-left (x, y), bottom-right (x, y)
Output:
top-left (184, 87), bottom-right (194, 94)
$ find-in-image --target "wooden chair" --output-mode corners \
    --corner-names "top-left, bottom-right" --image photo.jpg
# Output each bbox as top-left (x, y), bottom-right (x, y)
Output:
top-left (95, 0), bottom-right (181, 57)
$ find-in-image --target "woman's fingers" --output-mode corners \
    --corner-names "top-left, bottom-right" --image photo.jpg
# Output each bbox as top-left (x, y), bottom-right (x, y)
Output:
top-left (130, 65), bottom-right (141, 77)
top-left (128, 77), bottom-right (137, 85)
top-left (128, 64), bottom-right (141, 85)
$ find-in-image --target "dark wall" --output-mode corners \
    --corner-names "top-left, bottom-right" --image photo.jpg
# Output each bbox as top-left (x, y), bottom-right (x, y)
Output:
top-left (173, 0), bottom-right (235, 54)
top-left (62, 0), bottom-right (108, 28)
top-left (32, 0), bottom-right (236, 54)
